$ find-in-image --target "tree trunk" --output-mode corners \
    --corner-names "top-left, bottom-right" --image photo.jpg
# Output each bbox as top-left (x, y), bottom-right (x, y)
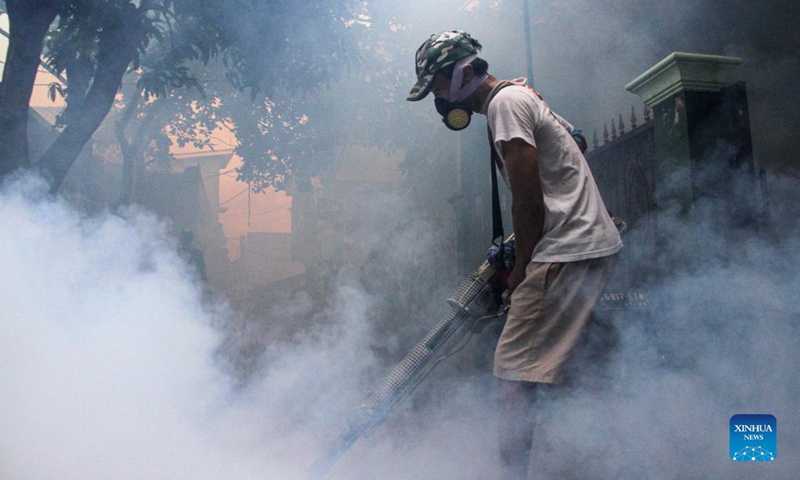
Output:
top-left (116, 96), bottom-right (158, 206)
top-left (37, 7), bottom-right (142, 193)
top-left (0, 0), bottom-right (59, 178)
top-left (59, 52), bottom-right (94, 127)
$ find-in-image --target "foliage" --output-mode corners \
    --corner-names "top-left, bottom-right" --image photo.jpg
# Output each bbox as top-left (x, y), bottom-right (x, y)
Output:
top-left (25, 0), bottom-right (363, 194)
top-left (231, 93), bottom-right (320, 191)
top-left (154, 0), bottom-right (363, 192)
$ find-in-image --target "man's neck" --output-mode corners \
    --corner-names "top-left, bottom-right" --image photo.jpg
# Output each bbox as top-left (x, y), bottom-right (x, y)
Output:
top-left (466, 75), bottom-right (500, 115)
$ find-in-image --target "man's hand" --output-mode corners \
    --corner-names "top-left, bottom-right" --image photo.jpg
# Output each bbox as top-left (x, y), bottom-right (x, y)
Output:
top-left (506, 264), bottom-right (527, 294)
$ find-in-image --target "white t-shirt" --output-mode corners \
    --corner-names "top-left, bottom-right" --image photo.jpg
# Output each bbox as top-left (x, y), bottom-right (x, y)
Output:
top-left (485, 81), bottom-right (622, 263)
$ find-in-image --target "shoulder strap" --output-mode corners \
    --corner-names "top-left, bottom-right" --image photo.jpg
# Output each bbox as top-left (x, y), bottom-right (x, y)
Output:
top-left (489, 138), bottom-right (504, 246)
top-left (486, 81), bottom-right (514, 247)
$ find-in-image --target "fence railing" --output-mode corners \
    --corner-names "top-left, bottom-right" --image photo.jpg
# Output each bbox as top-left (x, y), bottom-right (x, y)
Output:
top-left (586, 105), bottom-right (657, 285)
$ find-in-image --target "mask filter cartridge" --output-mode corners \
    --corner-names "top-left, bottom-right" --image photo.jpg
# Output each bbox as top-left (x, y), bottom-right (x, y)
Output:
top-left (436, 98), bottom-right (472, 131)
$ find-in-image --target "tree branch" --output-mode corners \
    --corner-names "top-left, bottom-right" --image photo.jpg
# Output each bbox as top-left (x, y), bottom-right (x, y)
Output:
top-left (37, 5), bottom-right (144, 193)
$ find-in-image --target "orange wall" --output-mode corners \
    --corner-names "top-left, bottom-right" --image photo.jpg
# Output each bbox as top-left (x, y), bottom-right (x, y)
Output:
top-left (2, 14), bottom-right (291, 261)
top-left (171, 129), bottom-right (293, 260)
top-left (0, 14), bottom-right (66, 109)
top-left (217, 154), bottom-right (292, 260)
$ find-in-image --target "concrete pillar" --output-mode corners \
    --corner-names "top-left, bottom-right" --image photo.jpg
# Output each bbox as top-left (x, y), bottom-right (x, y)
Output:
top-left (626, 53), bottom-right (758, 227)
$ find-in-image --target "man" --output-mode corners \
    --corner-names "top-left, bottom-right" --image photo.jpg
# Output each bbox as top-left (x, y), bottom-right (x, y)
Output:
top-left (178, 228), bottom-right (208, 283)
top-left (407, 30), bottom-right (622, 479)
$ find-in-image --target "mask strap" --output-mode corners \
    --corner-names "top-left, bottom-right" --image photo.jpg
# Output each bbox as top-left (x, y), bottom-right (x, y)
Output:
top-left (449, 54), bottom-right (487, 103)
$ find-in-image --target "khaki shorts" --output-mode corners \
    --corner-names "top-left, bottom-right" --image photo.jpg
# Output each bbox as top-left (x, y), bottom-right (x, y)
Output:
top-left (493, 255), bottom-right (616, 384)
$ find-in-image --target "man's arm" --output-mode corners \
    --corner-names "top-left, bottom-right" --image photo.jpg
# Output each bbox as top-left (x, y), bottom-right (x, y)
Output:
top-left (501, 137), bottom-right (545, 293)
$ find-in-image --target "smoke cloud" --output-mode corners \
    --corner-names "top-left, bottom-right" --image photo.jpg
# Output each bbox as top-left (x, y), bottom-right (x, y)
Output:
top-left (0, 175), bottom-right (501, 480)
top-left (528, 210), bottom-right (800, 478)
top-left (4, 163), bottom-right (798, 479)
top-left (0, 175), bottom-right (374, 479)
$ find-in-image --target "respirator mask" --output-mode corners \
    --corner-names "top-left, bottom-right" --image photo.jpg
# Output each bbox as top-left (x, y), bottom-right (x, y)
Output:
top-left (435, 54), bottom-right (488, 131)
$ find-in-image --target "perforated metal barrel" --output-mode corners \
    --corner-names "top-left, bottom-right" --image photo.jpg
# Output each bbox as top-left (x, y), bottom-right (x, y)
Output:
top-left (310, 260), bottom-right (499, 479)
top-left (356, 263), bottom-right (494, 427)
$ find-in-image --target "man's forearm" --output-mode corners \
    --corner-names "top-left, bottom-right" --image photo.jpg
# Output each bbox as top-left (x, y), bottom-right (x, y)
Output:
top-left (512, 196), bottom-right (544, 269)
top-left (503, 138), bottom-right (545, 275)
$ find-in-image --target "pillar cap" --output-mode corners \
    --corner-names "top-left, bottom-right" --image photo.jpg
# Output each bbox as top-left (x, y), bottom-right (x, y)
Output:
top-left (626, 52), bottom-right (742, 108)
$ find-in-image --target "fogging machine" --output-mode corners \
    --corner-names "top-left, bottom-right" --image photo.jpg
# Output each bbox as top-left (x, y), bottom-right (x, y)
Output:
top-left (309, 236), bottom-right (513, 479)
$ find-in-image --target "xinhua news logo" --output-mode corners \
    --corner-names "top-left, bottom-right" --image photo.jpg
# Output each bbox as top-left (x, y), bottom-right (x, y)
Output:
top-left (730, 414), bottom-right (776, 462)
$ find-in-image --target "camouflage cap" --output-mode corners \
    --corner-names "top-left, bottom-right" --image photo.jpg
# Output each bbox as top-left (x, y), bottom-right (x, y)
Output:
top-left (407, 30), bottom-right (483, 102)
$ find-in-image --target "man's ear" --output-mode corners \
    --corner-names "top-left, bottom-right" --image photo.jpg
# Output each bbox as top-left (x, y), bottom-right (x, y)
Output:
top-left (461, 63), bottom-right (475, 85)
